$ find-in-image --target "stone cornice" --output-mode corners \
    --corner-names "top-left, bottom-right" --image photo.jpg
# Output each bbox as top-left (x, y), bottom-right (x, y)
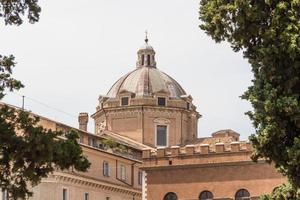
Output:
top-left (92, 105), bottom-right (200, 119)
top-left (50, 172), bottom-right (142, 197)
top-left (140, 160), bottom-right (267, 171)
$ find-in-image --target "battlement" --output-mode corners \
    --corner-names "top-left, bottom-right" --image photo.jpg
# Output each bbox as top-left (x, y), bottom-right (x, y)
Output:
top-left (143, 141), bottom-right (252, 159)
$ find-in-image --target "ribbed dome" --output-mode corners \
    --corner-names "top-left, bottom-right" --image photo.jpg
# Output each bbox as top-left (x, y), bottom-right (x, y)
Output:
top-left (107, 67), bottom-right (186, 98)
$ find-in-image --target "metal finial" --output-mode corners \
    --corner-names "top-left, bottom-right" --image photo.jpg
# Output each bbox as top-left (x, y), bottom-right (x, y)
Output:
top-left (145, 30), bottom-right (148, 44)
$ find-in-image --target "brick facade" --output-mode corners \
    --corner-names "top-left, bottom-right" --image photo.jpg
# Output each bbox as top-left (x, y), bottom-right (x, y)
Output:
top-left (141, 140), bottom-right (285, 200)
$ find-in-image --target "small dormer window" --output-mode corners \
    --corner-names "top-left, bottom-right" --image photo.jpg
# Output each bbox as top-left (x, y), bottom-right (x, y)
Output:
top-left (158, 97), bottom-right (166, 106)
top-left (121, 97), bottom-right (129, 106)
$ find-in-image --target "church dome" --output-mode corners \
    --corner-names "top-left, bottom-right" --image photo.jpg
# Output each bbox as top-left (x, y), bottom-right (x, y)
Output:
top-left (107, 34), bottom-right (186, 99)
top-left (93, 35), bottom-right (200, 147)
top-left (107, 67), bottom-right (186, 98)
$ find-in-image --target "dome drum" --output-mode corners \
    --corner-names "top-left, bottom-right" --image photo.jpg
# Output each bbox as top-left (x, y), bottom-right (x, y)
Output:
top-left (92, 37), bottom-right (200, 147)
top-left (97, 94), bottom-right (196, 112)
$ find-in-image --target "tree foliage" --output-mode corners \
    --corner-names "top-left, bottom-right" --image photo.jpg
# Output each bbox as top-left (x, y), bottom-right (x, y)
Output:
top-left (0, 106), bottom-right (90, 199)
top-left (261, 183), bottom-right (300, 200)
top-left (0, 0), bottom-right (41, 25)
top-left (0, 1), bottom-right (90, 199)
top-left (0, 55), bottom-right (23, 99)
top-left (102, 138), bottom-right (128, 153)
top-left (199, 0), bottom-right (300, 197)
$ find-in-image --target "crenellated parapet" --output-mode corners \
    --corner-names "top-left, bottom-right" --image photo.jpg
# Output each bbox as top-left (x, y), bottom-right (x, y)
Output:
top-left (143, 142), bottom-right (252, 158)
top-left (142, 142), bottom-right (253, 168)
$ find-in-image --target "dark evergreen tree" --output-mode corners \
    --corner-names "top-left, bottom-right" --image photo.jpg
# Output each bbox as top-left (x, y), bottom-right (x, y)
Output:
top-left (0, 1), bottom-right (90, 199)
top-left (199, 1), bottom-right (300, 199)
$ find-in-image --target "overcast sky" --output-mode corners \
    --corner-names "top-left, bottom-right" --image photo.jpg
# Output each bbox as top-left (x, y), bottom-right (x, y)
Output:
top-left (0, 0), bottom-right (254, 139)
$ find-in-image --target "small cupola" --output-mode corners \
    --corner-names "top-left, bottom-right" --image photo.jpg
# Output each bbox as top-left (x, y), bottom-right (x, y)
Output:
top-left (136, 32), bottom-right (156, 68)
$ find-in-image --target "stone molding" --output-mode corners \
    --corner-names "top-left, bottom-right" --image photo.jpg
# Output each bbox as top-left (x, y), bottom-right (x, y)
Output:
top-left (141, 160), bottom-right (267, 171)
top-left (92, 105), bottom-right (200, 119)
top-left (50, 172), bottom-right (142, 198)
top-left (153, 118), bottom-right (171, 124)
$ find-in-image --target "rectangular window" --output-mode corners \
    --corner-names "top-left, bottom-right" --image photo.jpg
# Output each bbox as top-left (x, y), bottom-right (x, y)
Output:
top-left (79, 134), bottom-right (84, 143)
top-left (84, 193), bottom-right (89, 200)
top-left (157, 97), bottom-right (166, 106)
top-left (138, 171), bottom-right (143, 185)
top-left (156, 125), bottom-right (167, 146)
top-left (88, 138), bottom-right (97, 147)
top-left (98, 143), bottom-right (105, 149)
top-left (103, 161), bottom-right (110, 177)
top-left (92, 139), bottom-right (97, 147)
top-left (63, 188), bottom-right (68, 200)
top-left (120, 165), bottom-right (126, 181)
top-left (121, 97), bottom-right (129, 106)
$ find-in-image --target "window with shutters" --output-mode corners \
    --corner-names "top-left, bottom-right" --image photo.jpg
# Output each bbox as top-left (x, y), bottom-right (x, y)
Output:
top-left (138, 171), bottom-right (143, 185)
top-left (120, 165), bottom-right (126, 181)
top-left (88, 138), bottom-right (97, 147)
top-left (103, 161), bottom-right (110, 177)
top-left (156, 125), bottom-right (167, 147)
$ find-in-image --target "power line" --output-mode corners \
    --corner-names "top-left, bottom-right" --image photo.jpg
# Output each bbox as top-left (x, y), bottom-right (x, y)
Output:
top-left (10, 92), bottom-right (77, 119)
